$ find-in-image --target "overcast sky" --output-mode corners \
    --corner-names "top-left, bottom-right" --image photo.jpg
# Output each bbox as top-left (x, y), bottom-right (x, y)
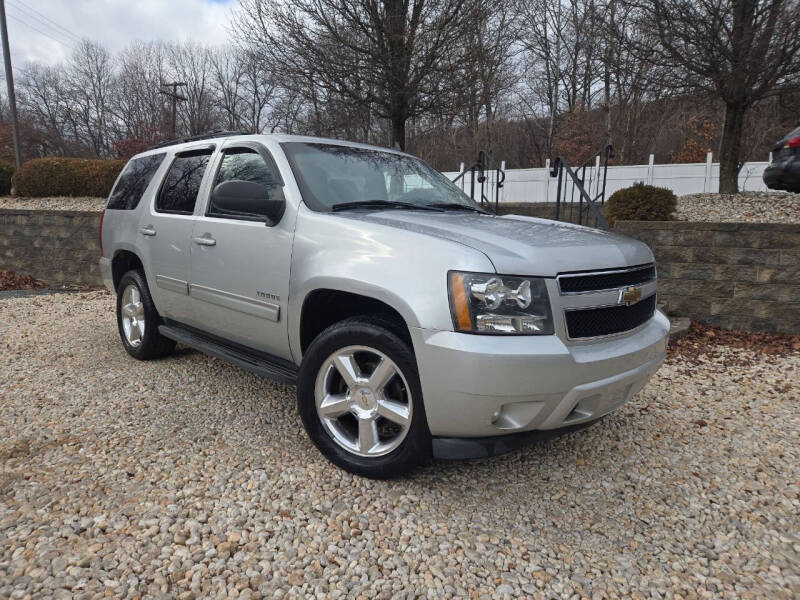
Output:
top-left (4, 0), bottom-right (234, 66)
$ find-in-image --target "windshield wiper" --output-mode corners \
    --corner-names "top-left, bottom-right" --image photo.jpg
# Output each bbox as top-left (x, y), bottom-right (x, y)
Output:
top-left (331, 200), bottom-right (443, 212)
top-left (427, 202), bottom-right (491, 214)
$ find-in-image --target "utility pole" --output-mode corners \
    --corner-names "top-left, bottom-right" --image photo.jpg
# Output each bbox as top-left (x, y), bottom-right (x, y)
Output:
top-left (159, 81), bottom-right (187, 138)
top-left (0, 0), bottom-right (22, 169)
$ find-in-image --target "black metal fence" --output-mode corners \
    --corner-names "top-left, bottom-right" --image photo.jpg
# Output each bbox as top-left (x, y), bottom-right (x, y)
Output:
top-left (450, 145), bottom-right (613, 230)
top-left (450, 149), bottom-right (505, 213)
top-left (550, 145), bottom-right (614, 229)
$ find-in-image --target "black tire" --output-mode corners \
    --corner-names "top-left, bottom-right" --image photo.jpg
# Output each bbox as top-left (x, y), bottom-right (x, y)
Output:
top-left (116, 269), bottom-right (176, 360)
top-left (298, 316), bottom-right (431, 479)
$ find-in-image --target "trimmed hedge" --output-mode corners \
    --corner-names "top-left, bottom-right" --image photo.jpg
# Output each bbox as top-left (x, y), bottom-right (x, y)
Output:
top-left (605, 182), bottom-right (677, 226)
top-left (0, 161), bottom-right (14, 195)
top-left (13, 157), bottom-right (125, 198)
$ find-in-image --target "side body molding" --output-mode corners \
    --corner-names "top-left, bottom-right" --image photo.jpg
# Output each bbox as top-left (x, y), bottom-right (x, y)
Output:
top-left (189, 284), bottom-right (280, 322)
top-left (155, 275), bottom-right (189, 295)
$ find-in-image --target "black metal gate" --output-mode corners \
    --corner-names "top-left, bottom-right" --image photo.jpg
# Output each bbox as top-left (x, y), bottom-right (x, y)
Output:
top-left (450, 149), bottom-right (506, 213)
top-left (550, 145), bottom-right (614, 229)
top-left (450, 145), bottom-right (613, 230)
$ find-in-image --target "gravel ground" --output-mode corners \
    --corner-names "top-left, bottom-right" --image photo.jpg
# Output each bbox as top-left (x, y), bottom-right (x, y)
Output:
top-left (676, 191), bottom-right (800, 223)
top-left (1, 292), bottom-right (798, 599)
top-left (0, 196), bottom-right (105, 212)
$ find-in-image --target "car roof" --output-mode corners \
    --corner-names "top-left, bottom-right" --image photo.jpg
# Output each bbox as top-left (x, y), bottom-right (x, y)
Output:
top-left (130, 133), bottom-right (408, 161)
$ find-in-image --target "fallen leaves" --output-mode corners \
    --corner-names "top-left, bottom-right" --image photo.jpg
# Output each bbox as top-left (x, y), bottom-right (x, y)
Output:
top-left (0, 270), bottom-right (46, 291)
top-left (668, 321), bottom-right (800, 363)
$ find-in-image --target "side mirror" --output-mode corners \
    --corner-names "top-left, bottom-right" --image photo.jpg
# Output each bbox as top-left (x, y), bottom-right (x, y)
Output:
top-left (210, 180), bottom-right (285, 224)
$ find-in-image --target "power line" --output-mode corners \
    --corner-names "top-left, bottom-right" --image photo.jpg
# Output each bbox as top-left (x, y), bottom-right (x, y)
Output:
top-left (9, 0), bottom-right (81, 41)
top-left (6, 13), bottom-right (75, 50)
top-left (6, 6), bottom-right (77, 48)
top-left (8, 0), bottom-right (81, 43)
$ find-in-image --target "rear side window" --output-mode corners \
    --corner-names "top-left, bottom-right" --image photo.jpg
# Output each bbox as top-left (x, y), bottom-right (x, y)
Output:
top-left (156, 149), bottom-right (213, 214)
top-left (106, 153), bottom-right (165, 210)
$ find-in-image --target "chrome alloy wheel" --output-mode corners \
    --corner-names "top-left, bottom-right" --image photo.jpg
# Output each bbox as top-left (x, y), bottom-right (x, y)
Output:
top-left (120, 284), bottom-right (146, 347)
top-left (314, 345), bottom-right (413, 457)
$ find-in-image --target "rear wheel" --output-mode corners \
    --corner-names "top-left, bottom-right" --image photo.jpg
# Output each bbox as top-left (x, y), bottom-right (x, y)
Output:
top-left (116, 270), bottom-right (175, 360)
top-left (298, 316), bottom-right (430, 478)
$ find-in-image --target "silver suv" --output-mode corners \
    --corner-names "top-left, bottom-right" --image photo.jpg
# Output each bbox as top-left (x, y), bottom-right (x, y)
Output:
top-left (100, 132), bottom-right (669, 478)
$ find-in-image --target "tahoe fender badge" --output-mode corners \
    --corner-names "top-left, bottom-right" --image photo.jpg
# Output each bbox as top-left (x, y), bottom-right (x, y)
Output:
top-left (257, 291), bottom-right (280, 303)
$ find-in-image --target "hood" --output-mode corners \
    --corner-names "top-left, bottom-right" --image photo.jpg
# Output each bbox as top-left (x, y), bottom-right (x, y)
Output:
top-left (333, 210), bottom-right (654, 276)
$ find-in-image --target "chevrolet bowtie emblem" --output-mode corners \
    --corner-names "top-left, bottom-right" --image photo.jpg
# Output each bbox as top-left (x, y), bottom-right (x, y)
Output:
top-left (618, 286), bottom-right (643, 306)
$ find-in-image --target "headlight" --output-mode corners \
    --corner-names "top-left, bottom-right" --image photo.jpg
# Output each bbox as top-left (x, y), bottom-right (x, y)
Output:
top-left (448, 271), bottom-right (554, 335)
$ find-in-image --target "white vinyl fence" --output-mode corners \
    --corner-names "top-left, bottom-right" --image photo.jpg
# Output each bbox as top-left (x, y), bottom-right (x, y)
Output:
top-left (443, 152), bottom-right (772, 203)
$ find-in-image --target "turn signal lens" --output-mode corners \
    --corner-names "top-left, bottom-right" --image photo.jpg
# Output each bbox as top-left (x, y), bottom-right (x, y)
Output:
top-left (450, 273), bottom-right (472, 331)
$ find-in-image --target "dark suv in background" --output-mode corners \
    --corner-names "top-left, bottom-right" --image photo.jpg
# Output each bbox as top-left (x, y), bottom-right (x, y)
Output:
top-left (763, 125), bottom-right (800, 193)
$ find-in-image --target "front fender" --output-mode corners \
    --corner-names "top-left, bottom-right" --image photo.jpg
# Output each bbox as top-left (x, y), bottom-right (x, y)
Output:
top-left (287, 205), bottom-right (495, 362)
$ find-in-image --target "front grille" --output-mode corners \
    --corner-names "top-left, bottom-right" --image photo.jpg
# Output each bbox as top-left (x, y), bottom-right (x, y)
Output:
top-left (559, 264), bottom-right (655, 294)
top-left (566, 294), bottom-right (656, 339)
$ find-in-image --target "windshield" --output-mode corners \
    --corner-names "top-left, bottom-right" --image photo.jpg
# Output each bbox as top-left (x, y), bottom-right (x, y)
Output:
top-left (281, 142), bottom-right (481, 212)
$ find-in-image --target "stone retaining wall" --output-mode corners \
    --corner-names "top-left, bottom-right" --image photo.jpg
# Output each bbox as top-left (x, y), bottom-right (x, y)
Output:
top-left (615, 221), bottom-right (800, 334)
top-left (2, 208), bottom-right (798, 334)
top-left (0, 209), bottom-right (102, 286)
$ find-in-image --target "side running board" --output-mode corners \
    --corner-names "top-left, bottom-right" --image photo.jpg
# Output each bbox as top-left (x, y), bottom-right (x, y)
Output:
top-left (159, 324), bottom-right (298, 384)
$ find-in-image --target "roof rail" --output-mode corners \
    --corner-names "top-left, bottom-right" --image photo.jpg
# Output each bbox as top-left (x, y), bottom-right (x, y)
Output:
top-left (148, 130), bottom-right (250, 150)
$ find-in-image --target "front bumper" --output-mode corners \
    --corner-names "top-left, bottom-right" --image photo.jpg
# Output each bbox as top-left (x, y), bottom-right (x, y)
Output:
top-left (411, 310), bottom-right (669, 440)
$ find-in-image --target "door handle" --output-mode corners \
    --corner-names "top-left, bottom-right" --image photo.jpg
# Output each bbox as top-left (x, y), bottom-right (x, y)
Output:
top-left (192, 235), bottom-right (216, 247)
top-left (139, 225), bottom-right (156, 237)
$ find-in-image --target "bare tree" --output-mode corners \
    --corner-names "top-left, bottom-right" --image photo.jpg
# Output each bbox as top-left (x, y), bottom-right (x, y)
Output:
top-left (460, 3), bottom-right (518, 144)
top-left (113, 41), bottom-right (170, 145)
top-left (232, 0), bottom-right (485, 150)
top-left (64, 40), bottom-right (115, 157)
top-left (625, 0), bottom-right (800, 192)
top-left (17, 63), bottom-right (72, 155)
top-left (8, 1), bottom-right (799, 174)
top-left (211, 45), bottom-right (245, 131)
top-left (167, 42), bottom-right (219, 136)
top-left (239, 48), bottom-right (279, 133)
top-left (518, 0), bottom-right (567, 158)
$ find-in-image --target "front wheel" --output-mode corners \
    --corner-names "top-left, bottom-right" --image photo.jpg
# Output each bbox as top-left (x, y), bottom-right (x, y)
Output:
top-left (297, 316), bottom-right (431, 478)
top-left (116, 270), bottom-right (176, 360)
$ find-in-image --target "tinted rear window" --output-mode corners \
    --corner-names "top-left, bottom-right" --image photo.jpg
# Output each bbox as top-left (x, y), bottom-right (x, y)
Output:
top-left (106, 153), bottom-right (166, 210)
top-left (156, 150), bottom-right (212, 214)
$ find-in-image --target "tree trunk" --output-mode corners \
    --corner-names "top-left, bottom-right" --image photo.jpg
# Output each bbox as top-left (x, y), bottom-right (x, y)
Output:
top-left (718, 101), bottom-right (747, 194)
top-left (604, 0), bottom-right (615, 148)
top-left (391, 114), bottom-right (406, 151)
